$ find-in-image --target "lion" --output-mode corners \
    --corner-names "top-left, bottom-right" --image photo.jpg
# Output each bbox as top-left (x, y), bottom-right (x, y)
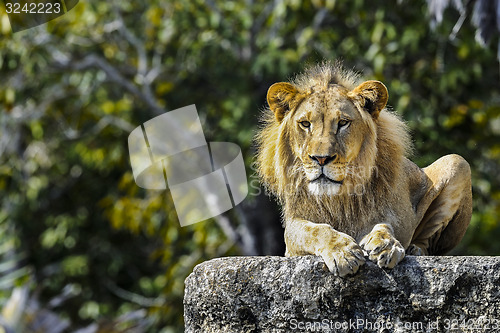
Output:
top-left (255, 61), bottom-right (472, 277)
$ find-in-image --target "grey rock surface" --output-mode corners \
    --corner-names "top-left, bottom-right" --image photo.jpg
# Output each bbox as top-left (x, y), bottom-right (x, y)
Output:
top-left (184, 255), bottom-right (500, 332)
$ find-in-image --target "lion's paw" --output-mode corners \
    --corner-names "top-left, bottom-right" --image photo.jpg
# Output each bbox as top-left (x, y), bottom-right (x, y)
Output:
top-left (320, 234), bottom-right (366, 277)
top-left (360, 226), bottom-right (405, 269)
top-left (406, 244), bottom-right (427, 256)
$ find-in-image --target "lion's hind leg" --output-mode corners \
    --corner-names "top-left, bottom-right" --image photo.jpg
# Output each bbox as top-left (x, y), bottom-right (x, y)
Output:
top-left (409, 154), bottom-right (472, 255)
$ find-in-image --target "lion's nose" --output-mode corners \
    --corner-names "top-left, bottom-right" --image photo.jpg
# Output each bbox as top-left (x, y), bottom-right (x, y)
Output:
top-left (310, 155), bottom-right (337, 166)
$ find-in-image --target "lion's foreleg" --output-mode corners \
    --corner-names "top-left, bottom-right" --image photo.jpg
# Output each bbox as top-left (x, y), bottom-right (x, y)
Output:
top-left (284, 219), bottom-right (365, 276)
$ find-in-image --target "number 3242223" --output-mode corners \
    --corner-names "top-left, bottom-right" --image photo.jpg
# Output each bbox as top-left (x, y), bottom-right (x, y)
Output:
top-left (5, 2), bottom-right (62, 14)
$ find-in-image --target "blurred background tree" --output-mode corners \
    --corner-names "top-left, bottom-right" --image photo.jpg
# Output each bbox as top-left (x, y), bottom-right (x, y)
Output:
top-left (0, 0), bottom-right (499, 331)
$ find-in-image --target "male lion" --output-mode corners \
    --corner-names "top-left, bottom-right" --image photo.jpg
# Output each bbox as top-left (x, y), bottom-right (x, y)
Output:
top-left (255, 62), bottom-right (472, 277)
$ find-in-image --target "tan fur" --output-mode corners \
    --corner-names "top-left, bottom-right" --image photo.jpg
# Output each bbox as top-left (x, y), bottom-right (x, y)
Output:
top-left (255, 61), bottom-right (472, 276)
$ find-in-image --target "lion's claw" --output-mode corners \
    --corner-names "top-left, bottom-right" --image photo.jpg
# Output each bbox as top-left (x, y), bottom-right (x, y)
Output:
top-left (320, 234), bottom-right (366, 277)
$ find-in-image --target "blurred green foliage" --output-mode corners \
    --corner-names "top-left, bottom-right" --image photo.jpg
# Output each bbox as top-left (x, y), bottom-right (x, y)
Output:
top-left (0, 0), bottom-right (499, 331)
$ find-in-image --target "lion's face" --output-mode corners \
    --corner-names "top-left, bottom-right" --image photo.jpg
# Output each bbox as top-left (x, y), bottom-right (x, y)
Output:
top-left (266, 80), bottom-right (388, 196)
top-left (290, 86), bottom-right (370, 195)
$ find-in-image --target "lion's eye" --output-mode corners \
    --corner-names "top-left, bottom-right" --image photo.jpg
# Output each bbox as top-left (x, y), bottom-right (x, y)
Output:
top-left (338, 119), bottom-right (350, 128)
top-left (300, 121), bottom-right (311, 128)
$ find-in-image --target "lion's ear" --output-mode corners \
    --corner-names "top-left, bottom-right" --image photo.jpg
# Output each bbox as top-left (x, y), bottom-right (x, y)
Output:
top-left (267, 82), bottom-right (301, 122)
top-left (349, 80), bottom-right (388, 119)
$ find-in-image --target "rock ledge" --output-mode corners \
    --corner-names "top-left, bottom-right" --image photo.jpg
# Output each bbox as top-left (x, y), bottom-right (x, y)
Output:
top-left (184, 256), bottom-right (500, 332)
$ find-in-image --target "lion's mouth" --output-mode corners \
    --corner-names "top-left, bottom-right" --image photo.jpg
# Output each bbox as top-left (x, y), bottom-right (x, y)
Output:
top-left (312, 174), bottom-right (344, 185)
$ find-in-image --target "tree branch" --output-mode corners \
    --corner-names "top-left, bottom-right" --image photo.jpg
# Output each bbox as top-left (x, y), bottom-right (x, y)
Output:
top-left (51, 54), bottom-right (164, 115)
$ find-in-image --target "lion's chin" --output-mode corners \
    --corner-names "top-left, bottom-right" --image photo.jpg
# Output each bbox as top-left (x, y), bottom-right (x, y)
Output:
top-left (308, 180), bottom-right (342, 196)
